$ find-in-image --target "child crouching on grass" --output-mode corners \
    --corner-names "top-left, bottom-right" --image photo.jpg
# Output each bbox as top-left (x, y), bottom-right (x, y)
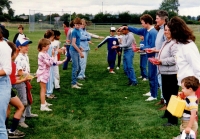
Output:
top-left (173, 76), bottom-right (199, 139)
top-left (36, 38), bottom-right (66, 111)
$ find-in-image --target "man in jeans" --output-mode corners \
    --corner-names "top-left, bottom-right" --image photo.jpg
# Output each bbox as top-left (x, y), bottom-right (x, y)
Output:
top-left (118, 14), bottom-right (158, 100)
top-left (112, 25), bottom-right (137, 86)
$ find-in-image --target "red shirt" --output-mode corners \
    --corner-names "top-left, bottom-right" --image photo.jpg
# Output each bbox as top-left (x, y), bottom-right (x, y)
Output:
top-left (9, 62), bottom-right (17, 85)
top-left (64, 27), bottom-right (69, 36)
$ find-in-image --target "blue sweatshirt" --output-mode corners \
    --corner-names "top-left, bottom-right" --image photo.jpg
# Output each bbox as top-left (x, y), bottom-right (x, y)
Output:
top-left (97, 35), bottom-right (119, 51)
top-left (128, 26), bottom-right (158, 57)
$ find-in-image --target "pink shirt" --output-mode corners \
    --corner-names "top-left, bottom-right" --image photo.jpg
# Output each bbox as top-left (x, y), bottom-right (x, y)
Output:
top-left (36, 52), bottom-right (54, 83)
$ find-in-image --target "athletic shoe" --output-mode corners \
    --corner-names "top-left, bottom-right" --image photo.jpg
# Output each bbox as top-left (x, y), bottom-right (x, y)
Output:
top-left (138, 76), bottom-right (142, 78)
top-left (116, 67), bottom-right (119, 70)
top-left (143, 92), bottom-right (151, 96)
top-left (45, 102), bottom-right (52, 106)
top-left (107, 67), bottom-right (110, 70)
top-left (76, 82), bottom-right (83, 86)
top-left (109, 71), bottom-right (115, 74)
top-left (77, 77), bottom-right (85, 80)
top-left (172, 135), bottom-right (181, 139)
top-left (26, 113), bottom-right (38, 118)
top-left (72, 84), bottom-right (81, 89)
top-left (142, 78), bottom-right (147, 81)
top-left (8, 129), bottom-right (25, 138)
top-left (40, 106), bottom-right (52, 111)
top-left (145, 96), bottom-right (157, 101)
top-left (18, 122), bottom-right (29, 128)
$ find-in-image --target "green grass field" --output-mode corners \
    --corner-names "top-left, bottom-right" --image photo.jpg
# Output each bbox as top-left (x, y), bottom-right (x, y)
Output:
top-left (7, 26), bottom-right (200, 139)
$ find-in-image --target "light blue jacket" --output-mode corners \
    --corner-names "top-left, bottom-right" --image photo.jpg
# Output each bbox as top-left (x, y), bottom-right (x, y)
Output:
top-left (80, 28), bottom-right (91, 51)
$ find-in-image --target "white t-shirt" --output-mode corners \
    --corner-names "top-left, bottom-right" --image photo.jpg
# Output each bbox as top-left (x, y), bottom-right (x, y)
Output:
top-left (0, 40), bottom-right (12, 76)
top-left (14, 53), bottom-right (30, 75)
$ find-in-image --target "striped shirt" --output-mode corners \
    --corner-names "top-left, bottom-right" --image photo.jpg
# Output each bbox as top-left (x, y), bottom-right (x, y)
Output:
top-left (182, 96), bottom-right (198, 121)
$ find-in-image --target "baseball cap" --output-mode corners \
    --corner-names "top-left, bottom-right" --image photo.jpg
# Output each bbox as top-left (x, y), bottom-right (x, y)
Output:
top-left (110, 27), bottom-right (116, 31)
top-left (16, 38), bottom-right (32, 48)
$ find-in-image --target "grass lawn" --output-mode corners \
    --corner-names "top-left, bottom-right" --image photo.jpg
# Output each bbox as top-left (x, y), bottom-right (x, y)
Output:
top-left (7, 26), bottom-right (200, 139)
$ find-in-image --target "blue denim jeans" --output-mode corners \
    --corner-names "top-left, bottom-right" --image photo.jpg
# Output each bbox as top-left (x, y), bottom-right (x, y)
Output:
top-left (123, 49), bottom-right (137, 84)
top-left (157, 74), bottom-right (164, 99)
top-left (63, 45), bottom-right (71, 70)
top-left (0, 76), bottom-right (11, 139)
top-left (148, 61), bottom-right (158, 98)
top-left (77, 50), bottom-right (89, 78)
top-left (70, 50), bottom-right (80, 85)
top-left (140, 54), bottom-right (148, 78)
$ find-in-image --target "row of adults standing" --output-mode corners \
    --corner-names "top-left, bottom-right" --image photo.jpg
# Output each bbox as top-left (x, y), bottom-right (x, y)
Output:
top-left (118, 11), bottom-right (200, 127)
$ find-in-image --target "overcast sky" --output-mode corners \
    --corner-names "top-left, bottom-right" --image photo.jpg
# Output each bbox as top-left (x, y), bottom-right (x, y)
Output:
top-left (10, 0), bottom-right (200, 17)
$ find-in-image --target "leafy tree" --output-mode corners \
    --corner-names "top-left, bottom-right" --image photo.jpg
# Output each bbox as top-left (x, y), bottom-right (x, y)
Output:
top-left (60, 13), bottom-right (70, 21)
top-left (159, 0), bottom-right (180, 14)
top-left (118, 11), bottom-right (132, 23)
top-left (197, 15), bottom-right (200, 21)
top-left (0, 0), bottom-right (12, 14)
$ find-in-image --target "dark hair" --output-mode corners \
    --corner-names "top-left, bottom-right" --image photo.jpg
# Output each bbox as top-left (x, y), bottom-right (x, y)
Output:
top-left (181, 76), bottom-right (199, 91)
top-left (156, 10), bottom-right (169, 22)
top-left (44, 30), bottom-right (54, 39)
top-left (167, 16), bottom-right (195, 44)
top-left (18, 24), bottom-right (24, 30)
top-left (52, 30), bottom-right (61, 37)
top-left (7, 41), bottom-right (17, 56)
top-left (38, 38), bottom-right (51, 51)
top-left (63, 21), bottom-right (69, 27)
top-left (140, 14), bottom-right (153, 25)
top-left (69, 21), bottom-right (74, 28)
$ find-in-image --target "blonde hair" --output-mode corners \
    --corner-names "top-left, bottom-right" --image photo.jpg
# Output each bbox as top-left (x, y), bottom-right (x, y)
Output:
top-left (38, 38), bottom-right (51, 51)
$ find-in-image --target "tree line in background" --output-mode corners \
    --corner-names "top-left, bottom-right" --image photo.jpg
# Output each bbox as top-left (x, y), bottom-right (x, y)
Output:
top-left (0, 0), bottom-right (200, 24)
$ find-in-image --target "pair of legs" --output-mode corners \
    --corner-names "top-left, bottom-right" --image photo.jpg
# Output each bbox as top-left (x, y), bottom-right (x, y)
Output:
top-left (161, 74), bottom-right (179, 125)
top-left (46, 67), bottom-right (54, 97)
top-left (63, 45), bottom-right (71, 70)
top-left (139, 54), bottom-right (148, 78)
top-left (117, 49), bottom-right (122, 68)
top-left (6, 91), bottom-right (24, 132)
top-left (0, 76), bottom-right (11, 139)
top-left (70, 50), bottom-right (81, 85)
top-left (77, 50), bottom-right (89, 79)
top-left (123, 49), bottom-right (137, 84)
top-left (147, 60), bottom-right (158, 98)
top-left (107, 50), bottom-right (117, 72)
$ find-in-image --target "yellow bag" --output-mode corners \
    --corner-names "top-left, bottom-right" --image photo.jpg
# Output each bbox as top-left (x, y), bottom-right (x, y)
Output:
top-left (167, 95), bottom-right (186, 118)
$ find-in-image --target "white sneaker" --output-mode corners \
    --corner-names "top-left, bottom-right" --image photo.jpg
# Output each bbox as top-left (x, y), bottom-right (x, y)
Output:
top-left (145, 96), bottom-right (157, 101)
top-left (45, 102), bottom-right (52, 106)
top-left (143, 92), bottom-right (151, 96)
top-left (76, 82), bottom-right (83, 86)
top-left (138, 76), bottom-right (142, 78)
top-left (19, 122), bottom-right (29, 128)
top-left (109, 71), bottom-right (115, 74)
top-left (172, 134), bottom-right (182, 139)
top-left (116, 67), bottom-right (119, 70)
top-left (72, 84), bottom-right (81, 89)
top-left (107, 67), bottom-right (110, 70)
top-left (142, 78), bottom-right (147, 81)
top-left (40, 106), bottom-right (52, 111)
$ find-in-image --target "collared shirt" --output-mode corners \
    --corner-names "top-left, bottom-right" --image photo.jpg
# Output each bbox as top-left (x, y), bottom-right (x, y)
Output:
top-left (15, 53), bottom-right (30, 75)
top-left (155, 24), bottom-right (166, 57)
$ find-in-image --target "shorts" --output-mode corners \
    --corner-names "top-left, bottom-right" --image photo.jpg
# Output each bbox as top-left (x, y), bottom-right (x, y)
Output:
top-left (180, 120), bottom-right (198, 132)
top-left (11, 88), bottom-right (17, 98)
